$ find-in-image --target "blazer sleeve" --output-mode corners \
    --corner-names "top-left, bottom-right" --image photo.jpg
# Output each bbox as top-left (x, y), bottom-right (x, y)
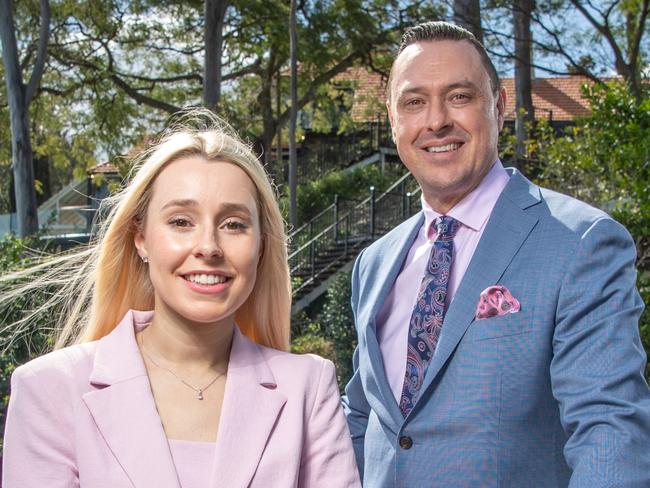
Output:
top-left (551, 217), bottom-right (650, 486)
top-left (2, 362), bottom-right (79, 488)
top-left (341, 251), bottom-right (371, 478)
top-left (298, 358), bottom-right (361, 488)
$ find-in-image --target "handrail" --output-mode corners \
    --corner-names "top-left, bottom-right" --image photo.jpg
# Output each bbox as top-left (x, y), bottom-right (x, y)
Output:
top-left (288, 172), bottom-right (418, 259)
top-left (289, 202), bottom-right (336, 237)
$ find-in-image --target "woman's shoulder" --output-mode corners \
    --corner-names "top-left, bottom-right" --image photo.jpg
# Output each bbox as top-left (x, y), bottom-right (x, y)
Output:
top-left (256, 343), bottom-right (337, 391)
top-left (11, 340), bottom-right (98, 387)
top-left (259, 342), bottom-right (332, 371)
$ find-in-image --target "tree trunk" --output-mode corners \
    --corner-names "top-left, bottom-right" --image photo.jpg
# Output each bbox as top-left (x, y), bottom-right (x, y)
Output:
top-left (513, 0), bottom-right (535, 167)
top-left (288, 0), bottom-right (298, 228)
top-left (203, 0), bottom-right (229, 110)
top-left (454, 0), bottom-right (482, 43)
top-left (0, 0), bottom-right (50, 237)
top-left (275, 73), bottom-right (283, 181)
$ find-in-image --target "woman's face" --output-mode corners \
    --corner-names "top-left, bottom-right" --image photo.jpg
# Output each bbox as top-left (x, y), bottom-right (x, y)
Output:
top-left (134, 157), bottom-right (262, 327)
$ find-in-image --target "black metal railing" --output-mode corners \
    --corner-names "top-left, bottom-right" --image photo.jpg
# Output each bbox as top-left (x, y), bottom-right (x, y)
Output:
top-left (289, 171), bottom-right (421, 300)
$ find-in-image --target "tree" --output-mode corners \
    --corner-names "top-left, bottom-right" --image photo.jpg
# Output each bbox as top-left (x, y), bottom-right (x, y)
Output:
top-left (203, 0), bottom-right (229, 110)
top-left (513, 0), bottom-right (535, 164)
top-left (454, 0), bottom-right (483, 42)
top-left (0, 0), bottom-right (50, 236)
top-left (483, 1), bottom-right (649, 100)
top-left (288, 0), bottom-right (298, 228)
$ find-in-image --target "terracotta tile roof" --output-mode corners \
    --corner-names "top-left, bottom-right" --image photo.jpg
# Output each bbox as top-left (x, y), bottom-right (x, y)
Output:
top-left (338, 67), bottom-right (594, 123)
top-left (335, 67), bottom-right (388, 121)
top-left (501, 76), bottom-right (593, 122)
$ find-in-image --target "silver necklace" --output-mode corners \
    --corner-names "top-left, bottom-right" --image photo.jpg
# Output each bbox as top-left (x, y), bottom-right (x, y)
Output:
top-left (140, 334), bottom-right (227, 400)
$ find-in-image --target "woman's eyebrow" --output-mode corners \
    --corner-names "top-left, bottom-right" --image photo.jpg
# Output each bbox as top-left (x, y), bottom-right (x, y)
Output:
top-left (161, 198), bottom-right (199, 210)
top-left (161, 200), bottom-right (253, 215)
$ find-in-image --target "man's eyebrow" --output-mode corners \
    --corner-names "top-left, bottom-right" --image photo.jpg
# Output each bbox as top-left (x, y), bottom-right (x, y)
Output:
top-left (397, 80), bottom-right (481, 99)
top-left (446, 80), bottom-right (480, 91)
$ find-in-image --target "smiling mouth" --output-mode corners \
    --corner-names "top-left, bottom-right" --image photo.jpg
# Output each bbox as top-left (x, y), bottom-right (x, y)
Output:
top-left (183, 274), bottom-right (229, 285)
top-left (425, 143), bottom-right (462, 153)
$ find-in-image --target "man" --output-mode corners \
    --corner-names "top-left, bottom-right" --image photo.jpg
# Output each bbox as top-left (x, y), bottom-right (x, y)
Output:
top-left (343, 21), bottom-right (650, 487)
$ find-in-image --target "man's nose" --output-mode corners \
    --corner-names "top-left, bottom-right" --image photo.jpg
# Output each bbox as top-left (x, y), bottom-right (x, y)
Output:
top-left (425, 99), bottom-right (452, 133)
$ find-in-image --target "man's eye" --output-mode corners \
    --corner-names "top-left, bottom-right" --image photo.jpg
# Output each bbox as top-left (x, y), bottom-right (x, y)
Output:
top-left (451, 93), bottom-right (470, 102)
top-left (405, 98), bottom-right (423, 106)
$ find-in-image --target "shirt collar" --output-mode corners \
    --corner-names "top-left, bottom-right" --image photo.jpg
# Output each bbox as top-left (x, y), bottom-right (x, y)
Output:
top-left (421, 159), bottom-right (510, 237)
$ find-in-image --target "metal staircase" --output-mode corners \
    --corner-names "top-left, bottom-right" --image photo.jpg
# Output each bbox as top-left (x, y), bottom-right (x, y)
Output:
top-left (289, 171), bottom-right (422, 314)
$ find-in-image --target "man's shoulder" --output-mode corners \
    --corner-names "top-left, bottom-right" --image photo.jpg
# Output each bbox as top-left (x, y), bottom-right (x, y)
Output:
top-left (536, 184), bottom-right (618, 236)
top-left (507, 171), bottom-right (616, 237)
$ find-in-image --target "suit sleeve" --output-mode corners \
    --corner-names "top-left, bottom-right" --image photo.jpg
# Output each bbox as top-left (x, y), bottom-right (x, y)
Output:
top-left (551, 217), bottom-right (650, 487)
top-left (341, 252), bottom-right (371, 478)
top-left (2, 362), bottom-right (79, 488)
top-left (298, 358), bottom-right (361, 488)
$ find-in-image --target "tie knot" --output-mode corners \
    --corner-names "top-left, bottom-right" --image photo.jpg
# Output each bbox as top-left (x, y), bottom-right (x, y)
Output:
top-left (435, 216), bottom-right (459, 240)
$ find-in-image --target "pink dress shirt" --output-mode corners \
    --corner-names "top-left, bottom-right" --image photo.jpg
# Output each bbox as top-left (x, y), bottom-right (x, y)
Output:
top-left (376, 160), bottom-right (510, 401)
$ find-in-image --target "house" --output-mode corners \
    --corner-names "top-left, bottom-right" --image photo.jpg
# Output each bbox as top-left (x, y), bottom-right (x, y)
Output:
top-left (0, 162), bottom-right (121, 242)
top-left (336, 67), bottom-right (593, 129)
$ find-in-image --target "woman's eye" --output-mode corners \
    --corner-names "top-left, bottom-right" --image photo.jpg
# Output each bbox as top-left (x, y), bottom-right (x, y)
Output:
top-left (223, 219), bottom-right (247, 231)
top-left (169, 217), bottom-right (192, 228)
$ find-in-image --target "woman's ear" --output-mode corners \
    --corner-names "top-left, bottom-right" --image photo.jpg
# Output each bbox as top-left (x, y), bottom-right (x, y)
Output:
top-left (134, 231), bottom-right (148, 262)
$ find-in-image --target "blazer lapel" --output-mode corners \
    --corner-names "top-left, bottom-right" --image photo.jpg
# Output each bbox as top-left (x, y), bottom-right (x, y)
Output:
top-left (210, 327), bottom-right (287, 487)
top-left (416, 171), bottom-right (542, 406)
top-left (364, 213), bottom-right (424, 429)
top-left (82, 311), bottom-right (180, 488)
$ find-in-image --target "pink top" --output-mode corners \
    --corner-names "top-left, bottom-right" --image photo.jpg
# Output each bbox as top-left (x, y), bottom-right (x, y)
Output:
top-left (168, 439), bottom-right (215, 488)
top-left (376, 160), bottom-right (510, 402)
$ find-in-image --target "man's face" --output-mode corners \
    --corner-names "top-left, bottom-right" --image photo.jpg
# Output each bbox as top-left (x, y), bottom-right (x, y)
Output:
top-left (387, 40), bottom-right (506, 213)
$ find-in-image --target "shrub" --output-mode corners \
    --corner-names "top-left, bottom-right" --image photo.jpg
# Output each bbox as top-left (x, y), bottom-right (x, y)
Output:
top-left (531, 80), bottom-right (650, 381)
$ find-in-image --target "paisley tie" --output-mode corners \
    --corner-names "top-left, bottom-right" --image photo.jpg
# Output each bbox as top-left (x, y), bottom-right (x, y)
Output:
top-left (399, 215), bottom-right (460, 417)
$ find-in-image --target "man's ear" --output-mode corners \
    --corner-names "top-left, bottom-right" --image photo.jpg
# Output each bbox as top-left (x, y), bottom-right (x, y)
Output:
top-left (496, 87), bottom-right (507, 131)
top-left (386, 99), bottom-right (396, 142)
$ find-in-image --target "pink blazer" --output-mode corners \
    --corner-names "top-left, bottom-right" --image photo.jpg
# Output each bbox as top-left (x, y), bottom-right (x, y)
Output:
top-left (3, 310), bottom-right (361, 487)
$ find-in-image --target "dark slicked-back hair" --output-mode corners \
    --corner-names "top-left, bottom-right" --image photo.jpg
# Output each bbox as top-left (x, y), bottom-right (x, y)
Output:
top-left (389, 21), bottom-right (500, 97)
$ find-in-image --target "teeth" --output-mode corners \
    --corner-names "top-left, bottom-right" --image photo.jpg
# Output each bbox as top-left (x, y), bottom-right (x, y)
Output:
top-left (185, 274), bottom-right (226, 285)
top-left (426, 143), bottom-right (461, 153)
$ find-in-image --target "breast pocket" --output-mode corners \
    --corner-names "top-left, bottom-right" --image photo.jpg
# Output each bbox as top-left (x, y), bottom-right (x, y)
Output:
top-left (465, 312), bottom-right (532, 341)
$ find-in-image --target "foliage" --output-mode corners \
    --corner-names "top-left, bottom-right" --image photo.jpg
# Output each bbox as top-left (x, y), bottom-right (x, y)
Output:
top-left (290, 272), bottom-right (356, 391)
top-left (283, 163), bottom-right (400, 224)
top-left (319, 272), bottom-right (356, 389)
top-left (0, 235), bottom-right (56, 448)
top-left (291, 323), bottom-right (336, 363)
top-left (531, 79), bottom-right (650, 380)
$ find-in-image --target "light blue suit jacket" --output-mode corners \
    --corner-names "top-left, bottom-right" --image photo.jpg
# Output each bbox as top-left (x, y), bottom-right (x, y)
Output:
top-left (343, 169), bottom-right (650, 487)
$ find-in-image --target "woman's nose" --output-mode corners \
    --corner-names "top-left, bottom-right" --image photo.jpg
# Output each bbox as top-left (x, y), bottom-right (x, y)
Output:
top-left (193, 228), bottom-right (224, 259)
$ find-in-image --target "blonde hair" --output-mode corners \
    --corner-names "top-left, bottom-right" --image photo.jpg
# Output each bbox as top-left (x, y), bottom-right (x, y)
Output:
top-left (1, 109), bottom-right (291, 351)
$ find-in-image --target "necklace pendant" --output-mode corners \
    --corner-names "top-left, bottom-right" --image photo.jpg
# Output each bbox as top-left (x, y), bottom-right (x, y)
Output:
top-left (197, 390), bottom-right (204, 400)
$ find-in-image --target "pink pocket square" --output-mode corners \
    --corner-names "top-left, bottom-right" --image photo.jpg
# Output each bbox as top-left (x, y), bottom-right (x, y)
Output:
top-left (475, 285), bottom-right (521, 320)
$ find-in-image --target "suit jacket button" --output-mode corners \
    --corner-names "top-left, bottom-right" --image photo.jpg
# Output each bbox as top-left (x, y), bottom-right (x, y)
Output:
top-left (399, 436), bottom-right (413, 449)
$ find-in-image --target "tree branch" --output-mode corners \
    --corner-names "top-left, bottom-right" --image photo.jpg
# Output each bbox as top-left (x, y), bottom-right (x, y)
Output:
top-left (25, 0), bottom-right (51, 104)
top-left (110, 74), bottom-right (180, 113)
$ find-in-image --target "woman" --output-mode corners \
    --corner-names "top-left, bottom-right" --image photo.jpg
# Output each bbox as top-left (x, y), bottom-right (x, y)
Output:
top-left (2, 110), bottom-right (361, 487)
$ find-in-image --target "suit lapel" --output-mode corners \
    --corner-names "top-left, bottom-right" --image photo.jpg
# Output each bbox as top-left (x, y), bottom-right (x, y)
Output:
top-left (364, 213), bottom-right (424, 428)
top-left (210, 327), bottom-right (287, 487)
top-left (82, 311), bottom-right (180, 488)
top-left (416, 171), bottom-right (542, 407)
